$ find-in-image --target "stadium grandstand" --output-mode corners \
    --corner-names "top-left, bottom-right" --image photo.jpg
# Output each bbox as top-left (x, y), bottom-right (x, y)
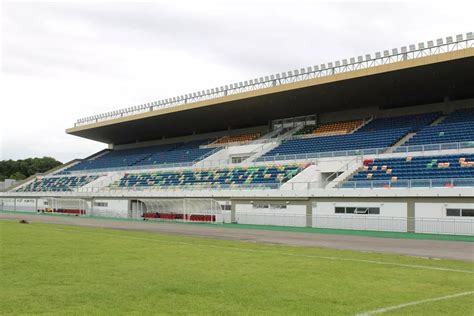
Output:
top-left (1, 32), bottom-right (474, 235)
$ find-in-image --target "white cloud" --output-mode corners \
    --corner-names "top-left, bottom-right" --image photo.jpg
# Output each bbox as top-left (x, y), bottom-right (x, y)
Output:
top-left (1, 0), bottom-right (472, 162)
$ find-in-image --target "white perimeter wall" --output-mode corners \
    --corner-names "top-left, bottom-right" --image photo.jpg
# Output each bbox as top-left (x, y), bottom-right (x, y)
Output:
top-left (91, 199), bottom-right (129, 218)
top-left (235, 202), bottom-right (306, 227)
top-left (313, 202), bottom-right (407, 232)
top-left (415, 203), bottom-right (474, 235)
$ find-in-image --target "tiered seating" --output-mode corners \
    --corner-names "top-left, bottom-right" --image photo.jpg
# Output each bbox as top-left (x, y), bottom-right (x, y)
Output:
top-left (358, 112), bottom-right (440, 132)
top-left (214, 133), bottom-right (260, 145)
top-left (401, 108), bottom-right (474, 147)
top-left (312, 120), bottom-right (363, 136)
top-left (109, 164), bottom-right (306, 189)
top-left (259, 112), bottom-right (441, 160)
top-left (345, 154), bottom-right (474, 188)
top-left (259, 128), bottom-right (410, 159)
top-left (63, 139), bottom-right (217, 172)
top-left (16, 175), bottom-right (99, 192)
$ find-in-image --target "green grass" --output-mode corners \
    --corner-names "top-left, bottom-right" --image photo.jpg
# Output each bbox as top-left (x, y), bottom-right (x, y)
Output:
top-left (0, 220), bottom-right (473, 315)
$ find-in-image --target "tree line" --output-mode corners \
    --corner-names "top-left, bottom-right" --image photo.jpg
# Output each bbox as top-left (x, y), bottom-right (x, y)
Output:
top-left (0, 157), bottom-right (62, 181)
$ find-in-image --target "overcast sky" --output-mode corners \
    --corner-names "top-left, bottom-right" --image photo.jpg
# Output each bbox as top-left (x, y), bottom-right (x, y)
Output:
top-left (0, 0), bottom-right (472, 162)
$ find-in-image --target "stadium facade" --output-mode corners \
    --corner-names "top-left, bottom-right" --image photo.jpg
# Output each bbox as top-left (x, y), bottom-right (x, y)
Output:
top-left (2, 33), bottom-right (474, 235)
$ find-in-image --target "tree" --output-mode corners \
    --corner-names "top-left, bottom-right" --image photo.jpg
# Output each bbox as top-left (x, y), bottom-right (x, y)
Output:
top-left (0, 157), bottom-right (62, 181)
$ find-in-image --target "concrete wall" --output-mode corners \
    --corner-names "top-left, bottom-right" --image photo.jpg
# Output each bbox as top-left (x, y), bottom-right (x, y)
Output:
top-left (312, 201), bottom-right (407, 232)
top-left (415, 203), bottom-right (474, 235)
top-left (91, 199), bottom-right (129, 218)
top-left (234, 200), bottom-right (307, 227)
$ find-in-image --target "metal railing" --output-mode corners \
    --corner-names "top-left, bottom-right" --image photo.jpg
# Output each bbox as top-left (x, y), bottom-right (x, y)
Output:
top-left (4, 177), bottom-right (473, 198)
top-left (233, 213), bottom-right (474, 236)
top-left (74, 33), bottom-right (473, 127)
top-left (257, 141), bottom-right (474, 163)
top-left (337, 178), bottom-right (474, 189)
top-left (2, 205), bottom-right (471, 236)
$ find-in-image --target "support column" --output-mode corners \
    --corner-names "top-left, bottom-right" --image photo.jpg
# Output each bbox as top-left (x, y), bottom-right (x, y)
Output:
top-left (230, 200), bottom-right (236, 223)
top-left (306, 200), bottom-right (312, 228)
top-left (407, 200), bottom-right (415, 233)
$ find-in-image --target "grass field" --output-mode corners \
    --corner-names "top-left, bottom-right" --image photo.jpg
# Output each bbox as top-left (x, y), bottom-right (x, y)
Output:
top-left (1, 220), bottom-right (473, 315)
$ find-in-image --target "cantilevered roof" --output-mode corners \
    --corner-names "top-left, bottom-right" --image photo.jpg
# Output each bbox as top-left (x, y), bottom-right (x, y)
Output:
top-left (67, 47), bottom-right (474, 145)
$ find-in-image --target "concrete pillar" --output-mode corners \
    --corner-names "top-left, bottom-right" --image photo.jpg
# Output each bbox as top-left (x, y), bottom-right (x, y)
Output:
top-left (407, 200), bottom-right (415, 233)
top-left (230, 200), bottom-right (236, 223)
top-left (306, 200), bottom-right (312, 228)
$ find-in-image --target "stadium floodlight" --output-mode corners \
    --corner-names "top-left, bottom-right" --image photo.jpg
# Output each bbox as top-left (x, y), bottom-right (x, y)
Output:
top-left (300, 68), bottom-right (305, 74)
top-left (281, 72), bottom-right (287, 78)
top-left (446, 36), bottom-right (453, 44)
top-left (427, 40), bottom-right (434, 48)
top-left (400, 46), bottom-right (407, 53)
top-left (275, 73), bottom-right (281, 79)
top-left (436, 38), bottom-right (443, 46)
top-left (206, 89), bottom-right (210, 94)
top-left (249, 79), bottom-right (254, 85)
top-left (263, 76), bottom-right (268, 81)
top-left (270, 74), bottom-right (275, 80)
top-left (327, 62), bottom-right (333, 68)
top-left (307, 66), bottom-right (313, 72)
top-left (365, 54), bottom-right (371, 61)
top-left (418, 42), bottom-right (425, 50)
top-left (342, 59), bottom-right (348, 66)
top-left (224, 85), bottom-right (228, 90)
top-left (259, 77), bottom-right (264, 82)
top-left (209, 88), bottom-right (214, 94)
top-left (456, 34), bottom-right (463, 41)
top-left (349, 57), bottom-right (355, 64)
top-left (238, 82), bottom-right (243, 88)
top-left (357, 56), bottom-right (363, 62)
top-left (409, 44), bottom-right (416, 51)
top-left (314, 65), bottom-right (319, 71)
top-left (335, 61), bottom-right (340, 67)
top-left (287, 70), bottom-right (293, 77)
top-left (467, 32), bottom-right (473, 40)
top-left (375, 52), bottom-right (381, 59)
top-left (243, 81), bottom-right (248, 86)
top-left (320, 64), bottom-right (326, 70)
top-left (392, 48), bottom-right (398, 55)
top-left (293, 70), bottom-right (299, 76)
top-left (383, 50), bottom-right (390, 57)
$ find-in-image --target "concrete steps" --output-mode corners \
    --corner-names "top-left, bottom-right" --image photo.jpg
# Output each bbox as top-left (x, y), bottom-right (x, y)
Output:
top-left (385, 132), bottom-right (416, 153)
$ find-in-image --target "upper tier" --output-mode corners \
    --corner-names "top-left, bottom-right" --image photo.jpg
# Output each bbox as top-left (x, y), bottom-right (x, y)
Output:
top-left (401, 108), bottom-right (474, 147)
top-left (64, 139), bottom-right (217, 172)
top-left (259, 112), bottom-right (441, 160)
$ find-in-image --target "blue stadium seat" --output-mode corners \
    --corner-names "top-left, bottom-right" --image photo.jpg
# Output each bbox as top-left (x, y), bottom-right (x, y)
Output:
top-left (258, 112), bottom-right (440, 160)
top-left (63, 139), bottom-right (218, 172)
top-left (400, 108), bottom-right (474, 147)
top-left (16, 175), bottom-right (99, 192)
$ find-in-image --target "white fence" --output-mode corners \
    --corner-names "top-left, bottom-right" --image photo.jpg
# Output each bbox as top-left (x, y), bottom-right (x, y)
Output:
top-left (1, 205), bottom-right (473, 235)
top-left (313, 214), bottom-right (407, 232)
